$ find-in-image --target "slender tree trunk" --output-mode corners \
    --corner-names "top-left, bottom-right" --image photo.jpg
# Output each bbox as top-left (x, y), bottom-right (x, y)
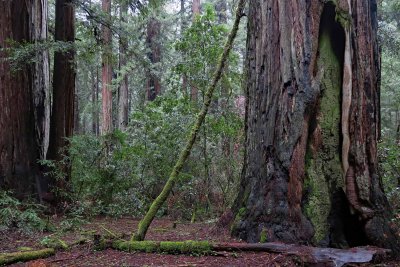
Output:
top-left (0, 0), bottom-right (49, 198)
top-left (91, 67), bottom-right (97, 134)
top-left (190, 0), bottom-right (201, 102)
top-left (146, 4), bottom-right (161, 102)
top-left (118, 0), bottom-right (129, 129)
top-left (101, 0), bottom-right (113, 134)
top-left (180, 0), bottom-right (188, 97)
top-left (133, 0), bottom-right (246, 241)
top-left (74, 88), bottom-right (80, 134)
top-left (232, 0), bottom-right (400, 255)
top-left (96, 67), bottom-right (100, 135)
top-left (215, 0), bottom-right (231, 158)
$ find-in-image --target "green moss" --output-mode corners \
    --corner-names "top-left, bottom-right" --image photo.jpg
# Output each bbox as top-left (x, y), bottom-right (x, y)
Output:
top-left (304, 16), bottom-right (344, 244)
top-left (231, 207), bottom-right (246, 232)
top-left (17, 247), bottom-right (33, 252)
top-left (335, 11), bottom-right (351, 29)
top-left (259, 228), bottom-right (267, 243)
top-left (0, 248), bottom-right (55, 266)
top-left (160, 241), bottom-right (211, 254)
top-left (113, 240), bottom-right (212, 255)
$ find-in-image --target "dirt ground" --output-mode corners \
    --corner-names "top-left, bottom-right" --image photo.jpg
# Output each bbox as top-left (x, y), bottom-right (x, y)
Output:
top-left (1, 217), bottom-right (398, 267)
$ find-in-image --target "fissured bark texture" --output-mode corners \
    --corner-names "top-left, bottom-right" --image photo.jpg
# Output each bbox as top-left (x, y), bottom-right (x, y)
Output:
top-left (47, 0), bottom-right (75, 193)
top-left (101, 0), bottom-right (113, 134)
top-left (0, 0), bottom-right (50, 198)
top-left (232, 0), bottom-right (400, 254)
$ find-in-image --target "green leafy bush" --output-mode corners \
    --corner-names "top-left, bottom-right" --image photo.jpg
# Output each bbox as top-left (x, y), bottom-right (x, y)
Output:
top-left (0, 191), bottom-right (47, 233)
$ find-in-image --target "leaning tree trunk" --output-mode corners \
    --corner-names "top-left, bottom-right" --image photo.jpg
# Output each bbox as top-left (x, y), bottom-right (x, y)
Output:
top-left (0, 0), bottom-right (50, 198)
top-left (232, 0), bottom-right (400, 255)
top-left (48, 0), bottom-right (75, 184)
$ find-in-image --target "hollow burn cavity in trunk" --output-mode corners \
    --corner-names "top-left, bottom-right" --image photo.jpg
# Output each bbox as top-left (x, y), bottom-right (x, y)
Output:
top-left (303, 3), bottom-right (367, 248)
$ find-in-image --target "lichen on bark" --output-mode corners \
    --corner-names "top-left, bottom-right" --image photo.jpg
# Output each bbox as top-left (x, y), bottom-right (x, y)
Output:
top-left (304, 2), bottom-right (345, 245)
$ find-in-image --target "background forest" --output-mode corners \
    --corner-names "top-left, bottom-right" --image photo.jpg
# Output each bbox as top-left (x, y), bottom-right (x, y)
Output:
top-left (0, 0), bottom-right (399, 245)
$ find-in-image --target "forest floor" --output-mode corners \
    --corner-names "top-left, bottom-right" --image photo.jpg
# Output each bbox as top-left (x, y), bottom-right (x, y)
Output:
top-left (0, 217), bottom-right (398, 267)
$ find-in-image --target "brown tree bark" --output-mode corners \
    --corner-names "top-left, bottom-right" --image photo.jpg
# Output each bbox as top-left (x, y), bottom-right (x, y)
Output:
top-left (48, 0), bottom-right (75, 185)
top-left (101, 0), bottom-right (113, 134)
top-left (146, 1), bottom-right (161, 102)
top-left (232, 0), bottom-right (400, 255)
top-left (0, 0), bottom-right (49, 198)
top-left (31, 0), bottom-right (51, 160)
top-left (118, 0), bottom-right (129, 129)
top-left (91, 66), bottom-right (99, 135)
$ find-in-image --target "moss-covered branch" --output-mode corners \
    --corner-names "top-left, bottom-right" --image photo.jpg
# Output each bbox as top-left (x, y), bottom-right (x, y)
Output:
top-left (0, 248), bottom-right (55, 266)
top-left (132, 0), bottom-right (247, 242)
top-left (113, 240), bottom-right (212, 254)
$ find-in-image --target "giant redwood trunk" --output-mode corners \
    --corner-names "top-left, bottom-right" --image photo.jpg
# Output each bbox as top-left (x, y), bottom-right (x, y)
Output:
top-left (0, 0), bottom-right (50, 198)
top-left (48, 0), bottom-right (75, 176)
top-left (232, 0), bottom-right (400, 254)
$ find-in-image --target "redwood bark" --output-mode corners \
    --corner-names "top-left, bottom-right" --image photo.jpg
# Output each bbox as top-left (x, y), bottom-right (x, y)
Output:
top-left (0, 0), bottom-right (49, 197)
top-left (48, 0), bottom-right (75, 178)
top-left (101, 0), bottom-right (113, 133)
top-left (31, 0), bottom-right (51, 160)
top-left (118, 0), bottom-right (129, 128)
top-left (146, 4), bottom-right (161, 102)
top-left (232, 0), bottom-right (400, 254)
top-left (91, 66), bottom-right (99, 135)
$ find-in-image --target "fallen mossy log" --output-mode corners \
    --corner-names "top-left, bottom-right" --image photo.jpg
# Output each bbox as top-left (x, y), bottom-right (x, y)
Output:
top-left (113, 240), bottom-right (212, 254)
top-left (113, 240), bottom-right (390, 266)
top-left (0, 248), bottom-right (55, 266)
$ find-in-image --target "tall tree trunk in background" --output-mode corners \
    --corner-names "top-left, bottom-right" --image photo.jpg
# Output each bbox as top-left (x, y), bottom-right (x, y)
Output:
top-left (118, 0), bottom-right (129, 129)
top-left (180, 0), bottom-right (188, 97)
top-left (146, 2), bottom-right (161, 102)
top-left (190, 0), bottom-right (200, 102)
top-left (91, 67), bottom-right (98, 135)
top-left (0, 0), bottom-right (49, 198)
top-left (215, 0), bottom-right (230, 154)
top-left (101, 0), bottom-right (113, 134)
top-left (74, 92), bottom-right (80, 134)
top-left (232, 0), bottom-right (400, 254)
top-left (31, 0), bottom-right (51, 161)
top-left (215, 0), bottom-right (233, 194)
top-left (48, 0), bottom-right (75, 191)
